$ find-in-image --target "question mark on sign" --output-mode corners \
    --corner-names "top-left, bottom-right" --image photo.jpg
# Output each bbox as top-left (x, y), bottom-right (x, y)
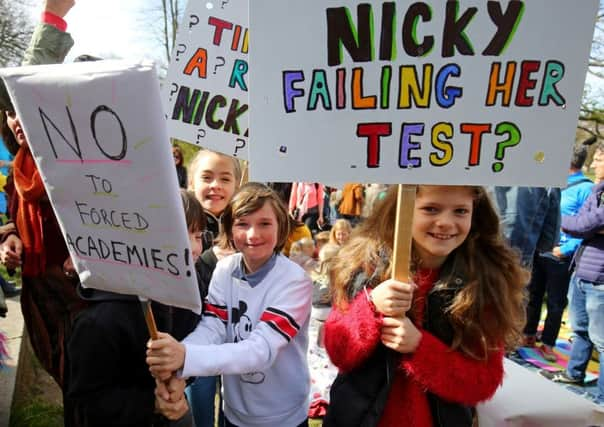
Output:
top-left (175, 44), bottom-right (186, 61)
top-left (221, 0), bottom-right (230, 8)
top-left (492, 122), bottom-right (521, 173)
top-left (213, 56), bottom-right (226, 74)
top-left (189, 14), bottom-right (199, 29)
top-left (233, 138), bottom-right (246, 157)
top-left (197, 128), bottom-right (206, 144)
top-left (169, 83), bottom-right (179, 101)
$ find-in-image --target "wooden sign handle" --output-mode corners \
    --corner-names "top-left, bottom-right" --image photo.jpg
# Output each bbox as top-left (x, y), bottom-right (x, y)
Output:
top-left (240, 162), bottom-right (249, 186)
top-left (391, 184), bottom-right (416, 283)
top-left (140, 298), bottom-right (159, 340)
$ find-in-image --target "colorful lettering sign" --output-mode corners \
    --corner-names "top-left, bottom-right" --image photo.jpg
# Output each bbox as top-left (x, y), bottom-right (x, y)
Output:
top-left (164, 0), bottom-right (248, 159)
top-left (249, 0), bottom-right (598, 186)
top-left (1, 61), bottom-right (201, 313)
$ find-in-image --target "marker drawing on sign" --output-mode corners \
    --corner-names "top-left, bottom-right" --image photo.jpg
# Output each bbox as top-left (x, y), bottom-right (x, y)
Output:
top-left (233, 138), bottom-right (245, 156)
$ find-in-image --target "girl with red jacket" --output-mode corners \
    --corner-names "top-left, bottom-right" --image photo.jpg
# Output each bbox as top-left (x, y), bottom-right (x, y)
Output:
top-left (323, 185), bottom-right (527, 427)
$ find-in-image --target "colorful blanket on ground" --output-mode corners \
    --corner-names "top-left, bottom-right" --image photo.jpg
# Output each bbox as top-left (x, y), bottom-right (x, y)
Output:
top-left (517, 339), bottom-right (599, 383)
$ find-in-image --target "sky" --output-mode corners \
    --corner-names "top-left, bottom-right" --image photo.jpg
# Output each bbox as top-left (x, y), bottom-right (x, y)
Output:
top-left (29, 0), bottom-right (166, 64)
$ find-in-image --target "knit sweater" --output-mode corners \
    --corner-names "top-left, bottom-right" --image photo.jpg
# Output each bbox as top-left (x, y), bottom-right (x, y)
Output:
top-left (324, 269), bottom-right (504, 427)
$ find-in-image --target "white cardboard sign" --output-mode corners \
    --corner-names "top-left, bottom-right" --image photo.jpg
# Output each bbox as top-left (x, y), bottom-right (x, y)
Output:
top-left (249, 0), bottom-right (598, 186)
top-left (1, 61), bottom-right (201, 313)
top-left (163, 0), bottom-right (249, 159)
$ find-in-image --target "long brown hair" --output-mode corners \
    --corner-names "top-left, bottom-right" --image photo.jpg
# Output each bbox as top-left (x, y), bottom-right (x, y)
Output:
top-left (331, 185), bottom-right (527, 357)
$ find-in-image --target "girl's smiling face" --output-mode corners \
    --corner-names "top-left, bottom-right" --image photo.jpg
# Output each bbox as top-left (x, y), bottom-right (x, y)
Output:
top-left (232, 201), bottom-right (279, 273)
top-left (191, 152), bottom-right (237, 216)
top-left (412, 186), bottom-right (474, 269)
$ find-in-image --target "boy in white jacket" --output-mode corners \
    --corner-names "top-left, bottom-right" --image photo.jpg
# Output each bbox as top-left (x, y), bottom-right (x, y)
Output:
top-left (147, 183), bottom-right (312, 427)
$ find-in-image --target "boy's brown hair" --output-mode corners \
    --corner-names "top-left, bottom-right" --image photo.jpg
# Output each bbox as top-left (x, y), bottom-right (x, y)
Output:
top-left (180, 189), bottom-right (206, 232)
top-left (220, 183), bottom-right (290, 253)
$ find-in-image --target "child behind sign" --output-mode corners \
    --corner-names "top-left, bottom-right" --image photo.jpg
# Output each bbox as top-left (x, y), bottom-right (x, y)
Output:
top-left (147, 183), bottom-right (313, 427)
top-left (188, 148), bottom-right (241, 247)
top-left (65, 190), bottom-right (206, 426)
top-left (323, 185), bottom-right (528, 427)
top-left (187, 148), bottom-right (241, 427)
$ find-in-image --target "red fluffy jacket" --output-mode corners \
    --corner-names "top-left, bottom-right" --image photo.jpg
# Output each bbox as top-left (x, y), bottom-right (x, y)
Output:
top-left (324, 269), bottom-right (505, 427)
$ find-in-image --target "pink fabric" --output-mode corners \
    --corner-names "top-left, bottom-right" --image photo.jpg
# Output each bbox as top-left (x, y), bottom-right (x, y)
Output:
top-left (288, 182), bottom-right (324, 220)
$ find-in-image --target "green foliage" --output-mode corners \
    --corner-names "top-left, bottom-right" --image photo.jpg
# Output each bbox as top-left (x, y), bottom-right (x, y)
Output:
top-left (171, 139), bottom-right (201, 170)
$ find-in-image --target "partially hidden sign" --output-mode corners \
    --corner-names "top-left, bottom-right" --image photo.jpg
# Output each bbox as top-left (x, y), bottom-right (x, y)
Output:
top-left (1, 61), bottom-right (201, 313)
top-left (249, 0), bottom-right (598, 186)
top-left (163, 0), bottom-right (249, 159)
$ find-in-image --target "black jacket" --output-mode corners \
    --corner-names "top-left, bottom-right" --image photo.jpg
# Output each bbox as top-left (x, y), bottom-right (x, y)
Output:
top-left (66, 287), bottom-right (199, 427)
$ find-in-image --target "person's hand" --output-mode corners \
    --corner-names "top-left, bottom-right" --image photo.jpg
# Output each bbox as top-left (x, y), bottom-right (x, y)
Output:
top-left (63, 256), bottom-right (77, 278)
top-left (317, 216), bottom-right (325, 227)
top-left (370, 279), bottom-right (415, 317)
top-left (552, 246), bottom-right (563, 259)
top-left (155, 375), bottom-right (186, 402)
top-left (44, 0), bottom-right (76, 18)
top-left (381, 316), bottom-right (421, 354)
top-left (146, 332), bottom-right (186, 381)
top-left (155, 377), bottom-right (189, 420)
top-left (0, 234), bottom-right (22, 270)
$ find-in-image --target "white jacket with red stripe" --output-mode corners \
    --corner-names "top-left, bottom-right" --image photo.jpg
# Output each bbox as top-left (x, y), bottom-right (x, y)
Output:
top-left (181, 253), bottom-right (312, 427)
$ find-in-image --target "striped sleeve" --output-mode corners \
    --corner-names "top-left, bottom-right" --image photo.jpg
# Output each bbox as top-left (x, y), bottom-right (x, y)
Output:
top-left (204, 303), bottom-right (228, 324)
top-left (260, 307), bottom-right (300, 342)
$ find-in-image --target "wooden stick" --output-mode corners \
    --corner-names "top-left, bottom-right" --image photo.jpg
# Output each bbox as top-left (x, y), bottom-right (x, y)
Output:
top-left (240, 161), bottom-right (249, 186)
top-left (140, 299), bottom-right (159, 340)
top-left (391, 184), bottom-right (416, 283)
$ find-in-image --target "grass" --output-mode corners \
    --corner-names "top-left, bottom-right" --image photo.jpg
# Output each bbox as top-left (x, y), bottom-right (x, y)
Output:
top-left (9, 400), bottom-right (63, 427)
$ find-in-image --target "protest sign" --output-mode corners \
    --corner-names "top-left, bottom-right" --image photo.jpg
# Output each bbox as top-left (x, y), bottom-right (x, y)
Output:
top-left (249, 0), bottom-right (598, 186)
top-left (163, 0), bottom-right (249, 159)
top-left (0, 61), bottom-right (201, 313)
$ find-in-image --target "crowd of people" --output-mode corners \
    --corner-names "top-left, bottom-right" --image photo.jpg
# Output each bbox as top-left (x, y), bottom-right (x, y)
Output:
top-left (0, 1), bottom-right (603, 427)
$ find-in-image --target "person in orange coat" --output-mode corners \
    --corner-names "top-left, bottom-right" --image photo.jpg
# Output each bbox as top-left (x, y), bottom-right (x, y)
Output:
top-left (337, 183), bottom-right (364, 226)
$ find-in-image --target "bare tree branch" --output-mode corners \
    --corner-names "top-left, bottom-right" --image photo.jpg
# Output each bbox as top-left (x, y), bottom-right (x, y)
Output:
top-left (0, 0), bottom-right (34, 66)
top-left (136, 0), bottom-right (184, 67)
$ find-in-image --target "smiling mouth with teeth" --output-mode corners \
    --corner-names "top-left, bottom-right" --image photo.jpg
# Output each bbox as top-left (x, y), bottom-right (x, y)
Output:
top-left (430, 233), bottom-right (455, 240)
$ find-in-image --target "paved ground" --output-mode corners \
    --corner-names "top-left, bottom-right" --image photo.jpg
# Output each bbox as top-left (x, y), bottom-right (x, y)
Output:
top-left (0, 294), bottom-right (23, 427)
